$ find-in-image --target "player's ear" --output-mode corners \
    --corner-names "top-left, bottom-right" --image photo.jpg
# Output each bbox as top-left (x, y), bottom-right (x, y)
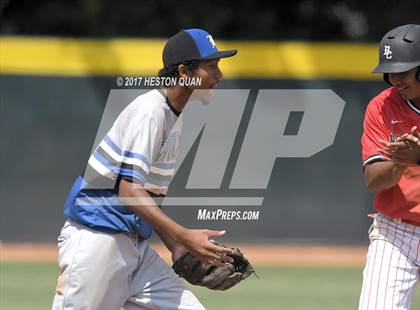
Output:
top-left (178, 63), bottom-right (197, 79)
top-left (178, 64), bottom-right (190, 79)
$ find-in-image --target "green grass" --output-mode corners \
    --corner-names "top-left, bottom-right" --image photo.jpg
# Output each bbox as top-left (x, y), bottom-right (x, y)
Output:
top-left (0, 262), bottom-right (419, 310)
top-left (0, 262), bottom-right (57, 310)
top-left (190, 266), bottom-right (364, 310)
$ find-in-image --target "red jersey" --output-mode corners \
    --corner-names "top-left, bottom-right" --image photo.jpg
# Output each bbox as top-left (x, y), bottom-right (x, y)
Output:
top-left (361, 87), bottom-right (420, 225)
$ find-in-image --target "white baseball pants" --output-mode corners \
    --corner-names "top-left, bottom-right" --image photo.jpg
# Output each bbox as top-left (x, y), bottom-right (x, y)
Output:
top-left (358, 213), bottom-right (420, 310)
top-left (51, 220), bottom-right (205, 310)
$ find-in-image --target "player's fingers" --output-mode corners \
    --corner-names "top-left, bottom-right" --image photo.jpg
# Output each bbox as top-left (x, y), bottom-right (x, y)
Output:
top-left (387, 152), bottom-right (409, 162)
top-left (204, 240), bottom-right (233, 258)
top-left (403, 134), bottom-right (420, 145)
top-left (197, 253), bottom-right (220, 266)
top-left (395, 133), bottom-right (409, 142)
top-left (210, 243), bottom-right (235, 256)
top-left (205, 258), bottom-right (218, 266)
top-left (378, 139), bottom-right (390, 147)
top-left (378, 139), bottom-right (402, 147)
top-left (203, 254), bottom-right (230, 267)
top-left (205, 229), bottom-right (226, 238)
top-left (389, 141), bottom-right (411, 149)
top-left (211, 260), bottom-right (228, 267)
top-left (378, 149), bottom-right (401, 160)
top-left (377, 148), bottom-right (393, 156)
top-left (204, 242), bottom-right (234, 259)
top-left (219, 253), bottom-right (234, 263)
top-left (204, 230), bottom-right (235, 255)
top-left (203, 248), bottom-right (228, 262)
top-left (377, 147), bottom-right (406, 156)
top-left (202, 244), bottom-right (234, 262)
top-left (212, 252), bottom-right (234, 264)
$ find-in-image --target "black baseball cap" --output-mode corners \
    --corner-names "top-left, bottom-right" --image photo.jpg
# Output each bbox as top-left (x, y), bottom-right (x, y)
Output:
top-left (162, 28), bottom-right (237, 67)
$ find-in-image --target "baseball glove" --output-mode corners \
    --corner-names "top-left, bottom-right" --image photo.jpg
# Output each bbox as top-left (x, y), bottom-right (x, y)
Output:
top-left (172, 245), bottom-right (255, 290)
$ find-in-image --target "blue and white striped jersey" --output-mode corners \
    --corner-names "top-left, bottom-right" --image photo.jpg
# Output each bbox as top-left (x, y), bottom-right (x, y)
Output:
top-left (64, 89), bottom-right (182, 239)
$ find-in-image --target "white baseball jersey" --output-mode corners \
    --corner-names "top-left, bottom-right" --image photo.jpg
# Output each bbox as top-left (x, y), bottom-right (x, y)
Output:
top-left (88, 88), bottom-right (181, 192)
top-left (64, 89), bottom-right (182, 239)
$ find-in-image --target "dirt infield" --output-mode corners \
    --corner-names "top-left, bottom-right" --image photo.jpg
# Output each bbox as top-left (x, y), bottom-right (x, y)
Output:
top-left (0, 243), bottom-right (367, 266)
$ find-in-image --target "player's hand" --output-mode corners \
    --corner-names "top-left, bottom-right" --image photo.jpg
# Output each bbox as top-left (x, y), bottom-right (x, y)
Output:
top-left (404, 126), bottom-right (420, 146)
top-left (178, 229), bottom-right (234, 266)
top-left (378, 127), bottom-right (420, 165)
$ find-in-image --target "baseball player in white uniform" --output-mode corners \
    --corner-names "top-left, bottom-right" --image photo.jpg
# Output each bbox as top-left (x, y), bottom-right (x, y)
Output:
top-left (358, 24), bottom-right (420, 310)
top-left (51, 28), bottom-right (237, 310)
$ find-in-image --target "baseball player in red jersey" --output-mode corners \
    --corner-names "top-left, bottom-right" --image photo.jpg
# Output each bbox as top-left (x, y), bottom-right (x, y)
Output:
top-left (358, 24), bottom-right (420, 310)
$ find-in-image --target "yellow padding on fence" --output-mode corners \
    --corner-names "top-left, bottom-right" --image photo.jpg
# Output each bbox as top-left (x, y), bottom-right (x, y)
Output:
top-left (0, 36), bottom-right (379, 79)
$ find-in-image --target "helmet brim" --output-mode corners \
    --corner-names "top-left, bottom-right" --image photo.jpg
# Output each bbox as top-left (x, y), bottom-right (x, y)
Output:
top-left (372, 61), bottom-right (420, 73)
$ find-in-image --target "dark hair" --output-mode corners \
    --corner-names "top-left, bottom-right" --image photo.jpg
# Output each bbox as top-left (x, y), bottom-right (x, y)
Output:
top-left (158, 59), bottom-right (200, 79)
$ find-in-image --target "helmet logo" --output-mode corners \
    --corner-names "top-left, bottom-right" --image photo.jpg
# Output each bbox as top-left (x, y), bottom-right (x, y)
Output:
top-left (383, 45), bottom-right (393, 59)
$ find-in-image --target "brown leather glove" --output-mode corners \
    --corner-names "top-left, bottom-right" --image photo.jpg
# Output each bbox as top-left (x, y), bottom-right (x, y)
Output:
top-left (172, 246), bottom-right (255, 290)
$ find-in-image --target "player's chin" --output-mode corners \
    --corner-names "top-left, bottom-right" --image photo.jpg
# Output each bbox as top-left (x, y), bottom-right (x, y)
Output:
top-left (403, 94), bottom-right (420, 103)
top-left (407, 93), bottom-right (420, 103)
top-left (397, 89), bottom-right (412, 101)
top-left (192, 89), bottom-right (215, 104)
top-left (203, 89), bottom-right (216, 104)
